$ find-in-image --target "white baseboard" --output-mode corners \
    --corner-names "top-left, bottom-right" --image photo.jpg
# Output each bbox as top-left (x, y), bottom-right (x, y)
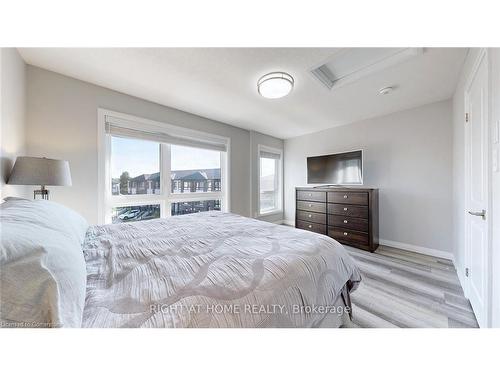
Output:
top-left (379, 239), bottom-right (453, 260)
top-left (452, 255), bottom-right (469, 299)
top-left (381, 239), bottom-right (470, 301)
top-left (456, 265), bottom-right (468, 298)
top-left (283, 220), bottom-right (295, 226)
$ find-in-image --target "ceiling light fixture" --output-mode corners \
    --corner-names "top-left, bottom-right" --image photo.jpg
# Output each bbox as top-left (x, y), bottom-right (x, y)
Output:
top-left (257, 72), bottom-right (294, 99)
top-left (379, 86), bottom-right (394, 95)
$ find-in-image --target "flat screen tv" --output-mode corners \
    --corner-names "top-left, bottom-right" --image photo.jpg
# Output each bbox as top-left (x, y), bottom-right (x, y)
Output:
top-left (307, 150), bottom-right (363, 185)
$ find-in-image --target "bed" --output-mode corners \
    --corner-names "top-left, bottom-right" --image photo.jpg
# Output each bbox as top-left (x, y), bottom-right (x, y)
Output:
top-left (1, 199), bottom-right (361, 328)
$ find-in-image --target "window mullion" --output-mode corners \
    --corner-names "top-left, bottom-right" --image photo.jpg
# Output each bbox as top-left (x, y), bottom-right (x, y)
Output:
top-left (103, 134), bottom-right (112, 223)
top-left (161, 143), bottom-right (171, 217)
top-left (275, 158), bottom-right (279, 210)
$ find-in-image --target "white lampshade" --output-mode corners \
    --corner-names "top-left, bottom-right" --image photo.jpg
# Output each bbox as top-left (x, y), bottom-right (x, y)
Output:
top-left (8, 157), bottom-right (72, 186)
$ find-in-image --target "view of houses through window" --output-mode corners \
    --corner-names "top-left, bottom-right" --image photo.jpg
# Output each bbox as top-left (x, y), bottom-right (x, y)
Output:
top-left (110, 137), bottom-right (223, 223)
top-left (170, 144), bottom-right (221, 194)
top-left (171, 200), bottom-right (221, 216)
top-left (111, 137), bottom-right (161, 196)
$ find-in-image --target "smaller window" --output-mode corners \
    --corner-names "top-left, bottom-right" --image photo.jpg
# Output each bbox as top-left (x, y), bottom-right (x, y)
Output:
top-left (259, 146), bottom-right (283, 215)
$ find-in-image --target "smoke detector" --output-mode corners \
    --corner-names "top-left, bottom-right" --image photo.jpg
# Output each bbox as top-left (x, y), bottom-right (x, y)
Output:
top-left (379, 86), bottom-right (394, 95)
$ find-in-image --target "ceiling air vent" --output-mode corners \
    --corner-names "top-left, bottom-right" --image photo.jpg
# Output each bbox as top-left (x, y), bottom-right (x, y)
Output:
top-left (311, 48), bottom-right (423, 90)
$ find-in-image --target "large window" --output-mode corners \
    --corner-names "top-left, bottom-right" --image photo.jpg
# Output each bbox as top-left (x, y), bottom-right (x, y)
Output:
top-left (99, 110), bottom-right (228, 224)
top-left (258, 145), bottom-right (283, 216)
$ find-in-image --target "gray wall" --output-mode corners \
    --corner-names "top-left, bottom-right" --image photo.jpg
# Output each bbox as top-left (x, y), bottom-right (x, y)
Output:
top-left (250, 130), bottom-right (284, 223)
top-left (1, 48), bottom-right (28, 199)
top-left (25, 66), bottom-right (261, 224)
top-left (284, 100), bottom-right (453, 254)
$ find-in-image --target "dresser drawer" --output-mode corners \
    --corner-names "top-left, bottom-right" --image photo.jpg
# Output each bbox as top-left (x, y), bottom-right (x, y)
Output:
top-left (297, 200), bottom-right (327, 213)
top-left (297, 190), bottom-right (326, 202)
top-left (297, 210), bottom-right (326, 224)
top-left (328, 203), bottom-right (368, 218)
top-left (328, 227), bottom-right (369, 245)
top-left (328, 191), bottom-right (368, 205)
top-left (328, 215), bottom-right (368, 232)
top-left (297, 220), bottom-right (327, 235)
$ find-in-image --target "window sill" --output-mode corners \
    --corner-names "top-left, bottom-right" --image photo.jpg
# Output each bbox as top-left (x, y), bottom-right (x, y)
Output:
top-left (257, 210), bottom-right (283, 218)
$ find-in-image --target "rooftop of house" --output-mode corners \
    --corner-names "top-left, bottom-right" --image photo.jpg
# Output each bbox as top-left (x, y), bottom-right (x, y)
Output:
top-left (113, 169), bottom-right (221, 183)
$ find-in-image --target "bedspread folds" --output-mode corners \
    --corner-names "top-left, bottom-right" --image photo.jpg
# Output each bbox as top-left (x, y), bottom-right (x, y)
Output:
top-left (82, 211), bottom-right (361, 328)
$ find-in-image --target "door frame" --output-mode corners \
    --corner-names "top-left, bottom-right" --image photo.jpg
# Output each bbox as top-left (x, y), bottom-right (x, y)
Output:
top-left (463, 48), bottom-right (492, 327)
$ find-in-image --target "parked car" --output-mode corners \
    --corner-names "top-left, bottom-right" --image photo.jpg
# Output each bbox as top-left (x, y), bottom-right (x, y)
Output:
top-left (118, 209), bottom-right (141, 220)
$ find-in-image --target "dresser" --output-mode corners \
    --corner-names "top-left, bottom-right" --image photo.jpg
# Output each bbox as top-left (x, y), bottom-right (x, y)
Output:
top-left (295, 187), bottom-right (379, 252)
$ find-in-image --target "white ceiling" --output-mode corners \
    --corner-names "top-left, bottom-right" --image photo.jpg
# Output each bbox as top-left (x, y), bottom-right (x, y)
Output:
top-left (18, 48), bottom-right (467, 139)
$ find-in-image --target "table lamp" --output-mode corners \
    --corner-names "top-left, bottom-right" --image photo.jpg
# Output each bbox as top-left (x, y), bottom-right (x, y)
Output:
top-left (7, 156), bottom-right (72, 200)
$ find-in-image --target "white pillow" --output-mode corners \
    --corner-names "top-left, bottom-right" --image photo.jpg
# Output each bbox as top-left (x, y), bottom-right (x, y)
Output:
top-left (0, 199), bottom-right (89, 328)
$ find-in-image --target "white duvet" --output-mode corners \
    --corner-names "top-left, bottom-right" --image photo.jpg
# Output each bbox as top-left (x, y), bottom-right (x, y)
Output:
top-left (82, 212), bottom-right (361, 328)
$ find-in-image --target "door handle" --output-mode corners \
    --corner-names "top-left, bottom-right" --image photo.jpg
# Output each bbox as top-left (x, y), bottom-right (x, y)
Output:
top-left (468, 209), bottom-right (486, 220)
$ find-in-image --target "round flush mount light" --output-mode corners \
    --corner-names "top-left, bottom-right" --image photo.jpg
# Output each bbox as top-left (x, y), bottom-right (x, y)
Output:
top-left (257, 72), bottom-right (294, 99)
top-left (379, 86), bottom-right (394, 95)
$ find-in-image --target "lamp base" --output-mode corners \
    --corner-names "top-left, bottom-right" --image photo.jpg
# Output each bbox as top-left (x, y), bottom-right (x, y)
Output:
top-left (34, 186), bottom-right (49, 200)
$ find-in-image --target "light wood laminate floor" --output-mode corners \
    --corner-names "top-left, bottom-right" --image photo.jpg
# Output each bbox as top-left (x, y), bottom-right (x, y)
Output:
top-left (344, 245), bottom-right (478, 328)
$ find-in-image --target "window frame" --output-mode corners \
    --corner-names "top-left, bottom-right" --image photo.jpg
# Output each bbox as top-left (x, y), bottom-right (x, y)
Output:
top-left (257, 144), bottom-right (283, 217)
top-left (98, 109), bottom-right (230, 224)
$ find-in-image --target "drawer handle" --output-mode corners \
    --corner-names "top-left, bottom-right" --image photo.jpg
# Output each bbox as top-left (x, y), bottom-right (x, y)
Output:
top-left (308, 193), bottom-right (312, 197)
top-left (343, 219), bottom-right (348, 224)
top-left (308, 204), bottom-right (312, 207)
top-left (344, 195), bottom-right (348, 199)
top-left (343, 232), bottom-right (348, 236)
top-left (308, 225), bottom-right (313, 229)
top-left (343, 207), bottom-right (348, 211)
top-left (308, 214), bottom-right (312, 218)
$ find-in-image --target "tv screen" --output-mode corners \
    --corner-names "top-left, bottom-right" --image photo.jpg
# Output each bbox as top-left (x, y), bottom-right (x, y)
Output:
top-left (307, 150), bottom-right (363, 185)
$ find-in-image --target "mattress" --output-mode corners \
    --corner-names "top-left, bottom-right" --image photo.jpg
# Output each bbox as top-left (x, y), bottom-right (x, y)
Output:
top-left (82, 211), bottom-right (361, 328)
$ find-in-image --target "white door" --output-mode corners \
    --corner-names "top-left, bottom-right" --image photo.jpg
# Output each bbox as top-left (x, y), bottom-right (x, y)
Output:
top-left (465, 51), bottom-right (490, 328)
